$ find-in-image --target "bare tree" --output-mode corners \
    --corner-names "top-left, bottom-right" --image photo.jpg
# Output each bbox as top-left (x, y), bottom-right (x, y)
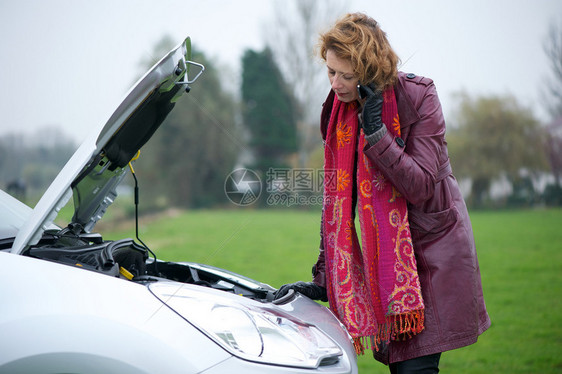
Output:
top-left (265, 0), bottom-right (349, 166)
top-left (543, 19), bottom-right (562, 119)
top-left (543, 19), bottom-right (562, 186)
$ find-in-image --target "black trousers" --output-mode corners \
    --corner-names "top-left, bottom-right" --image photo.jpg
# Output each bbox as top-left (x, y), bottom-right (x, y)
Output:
top-left (389, 353), bottom-right (441, 374)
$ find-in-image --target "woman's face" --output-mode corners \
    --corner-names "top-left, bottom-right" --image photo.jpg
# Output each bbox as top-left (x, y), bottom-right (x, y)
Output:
top-left (326, 49), bottom-right (359, 102)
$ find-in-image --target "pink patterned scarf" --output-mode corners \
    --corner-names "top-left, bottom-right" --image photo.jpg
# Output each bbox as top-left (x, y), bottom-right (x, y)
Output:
top-left (323, 87), bottom-right (424, 354)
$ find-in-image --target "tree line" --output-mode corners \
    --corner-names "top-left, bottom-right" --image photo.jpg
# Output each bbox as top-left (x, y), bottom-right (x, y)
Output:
top-left (2, 4), bottom-right (561, 210)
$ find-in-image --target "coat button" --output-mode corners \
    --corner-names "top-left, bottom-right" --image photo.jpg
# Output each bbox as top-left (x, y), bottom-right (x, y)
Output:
top-left (396, 137), bottom-right (405, 147)
top-left (406, 73), bottom-right (416, 79)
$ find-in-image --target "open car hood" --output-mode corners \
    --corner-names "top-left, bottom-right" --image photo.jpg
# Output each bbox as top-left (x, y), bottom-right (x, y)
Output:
top-left (11, 37), bottom-right (204, 255)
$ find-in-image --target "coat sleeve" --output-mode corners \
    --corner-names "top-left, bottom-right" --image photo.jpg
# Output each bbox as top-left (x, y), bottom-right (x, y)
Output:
top-left (312, 91), bottom-right (334, 290)
top-left (312, 210), bottom-right (326, 288)
top-left (362, 82), bottom-right (446, 206)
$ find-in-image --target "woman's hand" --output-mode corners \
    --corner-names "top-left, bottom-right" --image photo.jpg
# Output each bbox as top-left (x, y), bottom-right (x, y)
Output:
top-left (274, 281), bottom-right (328, 302)
top-left (357, 84), bottom-right (384, 135)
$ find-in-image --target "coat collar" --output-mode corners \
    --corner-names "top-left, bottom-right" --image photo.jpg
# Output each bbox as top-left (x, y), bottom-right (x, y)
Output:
top-left (394, 71), bottom-right (421, 128)
top-left (320, 90), bottom-right (335, 140)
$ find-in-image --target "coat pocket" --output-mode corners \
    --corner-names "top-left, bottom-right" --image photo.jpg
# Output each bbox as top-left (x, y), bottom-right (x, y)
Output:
top-left (408, 205), bottom-right (459, 234)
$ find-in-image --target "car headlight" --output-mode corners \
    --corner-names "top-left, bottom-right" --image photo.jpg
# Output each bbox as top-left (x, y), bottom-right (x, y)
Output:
top-left (149, 282), bottom-right (342, 369)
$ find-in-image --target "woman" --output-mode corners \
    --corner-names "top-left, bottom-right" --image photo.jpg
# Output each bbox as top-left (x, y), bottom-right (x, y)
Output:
top-left (275, 12), bottom-right (491, 373)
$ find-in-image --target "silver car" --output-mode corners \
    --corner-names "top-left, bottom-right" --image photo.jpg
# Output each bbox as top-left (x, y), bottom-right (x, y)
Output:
top-left (0, 37), bottom-right (358, 374)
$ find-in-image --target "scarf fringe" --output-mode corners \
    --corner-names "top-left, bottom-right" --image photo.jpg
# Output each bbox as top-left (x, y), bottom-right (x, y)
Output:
top-left (352, 310), bottom-right (425, 355)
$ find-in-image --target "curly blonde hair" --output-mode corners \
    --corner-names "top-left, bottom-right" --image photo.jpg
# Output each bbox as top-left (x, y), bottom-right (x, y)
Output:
top-left (318, 12), bottom-right (400, 91)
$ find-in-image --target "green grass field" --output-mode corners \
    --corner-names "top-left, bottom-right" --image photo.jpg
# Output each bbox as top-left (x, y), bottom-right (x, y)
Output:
top-left (101, 208), bottom-right (562, 373)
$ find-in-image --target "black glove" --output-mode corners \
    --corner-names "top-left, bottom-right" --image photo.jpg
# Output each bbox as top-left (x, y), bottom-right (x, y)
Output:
top-left (274, 281), bottom-right (328, 302)
top-left (357, 84), bottom-right (384, 135)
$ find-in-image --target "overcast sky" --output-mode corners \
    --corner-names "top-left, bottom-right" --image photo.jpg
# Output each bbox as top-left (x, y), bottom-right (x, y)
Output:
top-left (1, 0), bottom-right (561, 144)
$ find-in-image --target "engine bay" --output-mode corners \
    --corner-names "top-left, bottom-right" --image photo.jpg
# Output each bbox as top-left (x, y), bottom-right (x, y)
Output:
top-left (23, 230), bottom-right (277, 303)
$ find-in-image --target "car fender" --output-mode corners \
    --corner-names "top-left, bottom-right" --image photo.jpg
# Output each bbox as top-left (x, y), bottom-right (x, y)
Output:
top-left (0, 252), bottom-right (231, 373)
